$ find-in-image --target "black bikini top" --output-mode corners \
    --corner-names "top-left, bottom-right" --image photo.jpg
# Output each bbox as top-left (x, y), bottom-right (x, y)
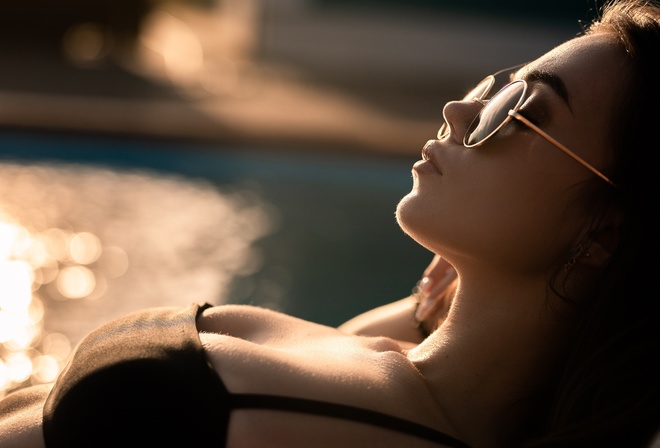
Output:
top-left (42, 303), bottom-right (470, 448)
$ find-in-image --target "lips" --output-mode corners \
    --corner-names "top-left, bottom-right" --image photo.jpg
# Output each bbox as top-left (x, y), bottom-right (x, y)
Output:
top-left (418, 142), bottom-right (442, 175)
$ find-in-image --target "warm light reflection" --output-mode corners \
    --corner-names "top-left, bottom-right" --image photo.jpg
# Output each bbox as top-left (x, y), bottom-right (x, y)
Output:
top-left (56, 266), bottom-right (96, 299)
top-left (0, 161), bottom-right (274, 397)
top-left (131, 1), bottom-right (262, 98)
top-left (139, 11), bottom-right (205, 88)
top-left (32, 355), bottom-right (60, 384)
top-left (62, 22), bottom-right (113, 66)
top-left (69, 232), bottom-right (102, 265)
top-left (0, 230), bottom-right (44, 395)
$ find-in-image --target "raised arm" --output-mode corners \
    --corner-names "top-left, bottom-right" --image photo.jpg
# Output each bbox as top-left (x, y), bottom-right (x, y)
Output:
top-left (338, 255), bottom-right (457, 345)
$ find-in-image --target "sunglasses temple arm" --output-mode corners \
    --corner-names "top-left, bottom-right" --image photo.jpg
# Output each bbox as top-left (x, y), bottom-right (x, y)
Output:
top-left (509, 111), bottom-right (617, 187)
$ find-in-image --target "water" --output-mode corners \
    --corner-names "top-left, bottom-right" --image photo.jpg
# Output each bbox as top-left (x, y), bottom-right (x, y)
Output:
top-left (0, 129), bottom-right (432, 396)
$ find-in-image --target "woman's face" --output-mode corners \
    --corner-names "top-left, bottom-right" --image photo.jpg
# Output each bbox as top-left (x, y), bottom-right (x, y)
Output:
top-left (396, 32), bottom-right (627, 275)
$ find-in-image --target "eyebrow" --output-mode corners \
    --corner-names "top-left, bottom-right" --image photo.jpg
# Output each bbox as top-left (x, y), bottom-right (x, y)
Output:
top-left (523, 70), bottom-right (572, 112)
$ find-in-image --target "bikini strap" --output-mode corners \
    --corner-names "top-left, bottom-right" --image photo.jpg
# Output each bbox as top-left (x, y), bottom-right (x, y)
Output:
top-left (229, 393), bottom-right (471, 448)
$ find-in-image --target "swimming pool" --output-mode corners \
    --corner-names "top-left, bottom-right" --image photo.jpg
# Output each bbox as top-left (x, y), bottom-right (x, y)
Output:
top-left (0, 129), bottom-right (432, 395)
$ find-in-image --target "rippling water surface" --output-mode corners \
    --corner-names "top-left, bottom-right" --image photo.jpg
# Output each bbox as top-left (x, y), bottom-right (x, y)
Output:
top-left (0, 160), bottom-right (273, 396)
top-left (0, 130), bottom-right (432, 397)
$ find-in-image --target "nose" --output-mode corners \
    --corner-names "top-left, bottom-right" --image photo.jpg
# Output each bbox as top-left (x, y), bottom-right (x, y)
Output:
top-left (441, 100), bottom-right (483, 144)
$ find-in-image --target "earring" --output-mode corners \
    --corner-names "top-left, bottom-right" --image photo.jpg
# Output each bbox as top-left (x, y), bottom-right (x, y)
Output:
top-left (564, 238), bottom-right (591, 271)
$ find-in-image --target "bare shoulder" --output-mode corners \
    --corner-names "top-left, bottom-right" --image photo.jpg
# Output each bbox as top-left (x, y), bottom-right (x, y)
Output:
top-left (197, 305), bottom-right (454, 447)
top-left (0, 384), bottom-right (51, 448)
top-left (197, 305), bottom-right (418, 398)
top-left (197, 303), bottom-right (338, 336)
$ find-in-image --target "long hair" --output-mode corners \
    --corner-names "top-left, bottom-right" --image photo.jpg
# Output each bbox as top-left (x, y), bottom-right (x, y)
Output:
top-left (524, 1), bottom-right (660, 446)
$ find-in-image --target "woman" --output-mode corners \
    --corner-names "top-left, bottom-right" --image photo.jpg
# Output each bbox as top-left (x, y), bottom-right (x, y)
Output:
top-left (1, 1), bottom-right (659, 446)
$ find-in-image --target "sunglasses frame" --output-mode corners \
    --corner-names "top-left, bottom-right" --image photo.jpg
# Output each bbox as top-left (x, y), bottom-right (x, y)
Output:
top-left (438, 66), bottom-right (617, 188)
top-left (437, 64), bottom-right (523, 140)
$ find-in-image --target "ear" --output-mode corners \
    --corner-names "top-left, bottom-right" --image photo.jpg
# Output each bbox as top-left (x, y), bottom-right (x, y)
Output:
top-left (579, 207), bottom-right (624, 268)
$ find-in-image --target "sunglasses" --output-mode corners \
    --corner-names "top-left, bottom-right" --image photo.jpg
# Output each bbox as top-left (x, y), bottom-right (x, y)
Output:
top-left (437, 67), bottom-right (617, 188)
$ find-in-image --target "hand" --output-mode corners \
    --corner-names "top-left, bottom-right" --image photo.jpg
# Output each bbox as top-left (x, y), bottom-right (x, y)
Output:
top-left (413, 255), bottom-right (457, 332)
top-left (338, 255), bottom-right (457, 343)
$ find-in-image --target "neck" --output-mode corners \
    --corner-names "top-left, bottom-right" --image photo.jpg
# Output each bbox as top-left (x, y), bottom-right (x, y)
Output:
top-left (408, 272), bottom-right (572, 447)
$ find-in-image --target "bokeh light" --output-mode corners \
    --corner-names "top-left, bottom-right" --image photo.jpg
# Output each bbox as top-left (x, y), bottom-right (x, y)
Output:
top-left (0, 160), bottom-right (274, 397)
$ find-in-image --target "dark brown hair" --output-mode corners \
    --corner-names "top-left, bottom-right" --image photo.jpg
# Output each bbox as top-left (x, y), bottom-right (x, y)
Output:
top-left (525, 1), bottom-right (660, 446)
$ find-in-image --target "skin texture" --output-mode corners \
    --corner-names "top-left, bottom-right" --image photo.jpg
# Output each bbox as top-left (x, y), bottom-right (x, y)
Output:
top-left (0, 385), bottom-right (50, 448)
top-left (0, 31), bottom-right (630, 448)
top-left (396, 32), bottom-right (623, 279)
top-left (196, 32), bottom-right (629, 448)
top-left (393, 31), bottom-right (628, 446)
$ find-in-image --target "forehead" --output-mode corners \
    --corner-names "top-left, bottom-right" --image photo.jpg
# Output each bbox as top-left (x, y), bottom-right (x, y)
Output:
top-left (520, 33), bottom-right (627, 116)
top-left (519, 33), bottom-right (628, 160)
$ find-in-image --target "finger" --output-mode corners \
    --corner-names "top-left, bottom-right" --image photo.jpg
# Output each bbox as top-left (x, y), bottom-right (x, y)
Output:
top-left (415, 268), bottom-right (457, 321)
top-left (423, 254), bottom-right (448, 278)
top-left (426, 267), bottom-right (457, 299)
top-left (420, 255), bottom-right (454, 294)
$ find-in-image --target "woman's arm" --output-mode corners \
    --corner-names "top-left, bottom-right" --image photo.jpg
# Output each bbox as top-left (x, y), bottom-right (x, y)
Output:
top-left (338, 296), bottom-right (425, 345)
top-left (0, 384), bottom-right (50, 448)
top-left (339, 255), bottom-right (457, 345)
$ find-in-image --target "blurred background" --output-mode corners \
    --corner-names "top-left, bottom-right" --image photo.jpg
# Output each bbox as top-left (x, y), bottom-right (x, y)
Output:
top-left (0, 0), bottom-right (601, 396)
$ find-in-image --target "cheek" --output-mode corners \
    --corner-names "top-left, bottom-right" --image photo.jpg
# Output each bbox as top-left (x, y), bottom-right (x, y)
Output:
top-left (467, 182), bottom-right (584, 272)
top-left (395, 167), bottom-right (497, 256)
top-left (396, 165), bottom-right (585, 272)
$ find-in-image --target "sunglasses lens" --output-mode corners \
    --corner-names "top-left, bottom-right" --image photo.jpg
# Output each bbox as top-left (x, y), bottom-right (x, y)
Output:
top-left (464, 81), bottom-right (525, 146)
top-left (438, 76), bottom-right (494, 139)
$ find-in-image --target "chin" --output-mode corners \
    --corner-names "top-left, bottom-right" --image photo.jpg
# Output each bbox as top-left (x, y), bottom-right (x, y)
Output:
top-left (395, 192), bottom-right (424, 240)
top-left (396, 191), bottom-right (447, 255)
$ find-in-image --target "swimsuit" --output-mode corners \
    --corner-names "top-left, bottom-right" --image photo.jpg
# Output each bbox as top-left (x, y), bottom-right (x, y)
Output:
top-left (42, 303), bottom-right (470, 448)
